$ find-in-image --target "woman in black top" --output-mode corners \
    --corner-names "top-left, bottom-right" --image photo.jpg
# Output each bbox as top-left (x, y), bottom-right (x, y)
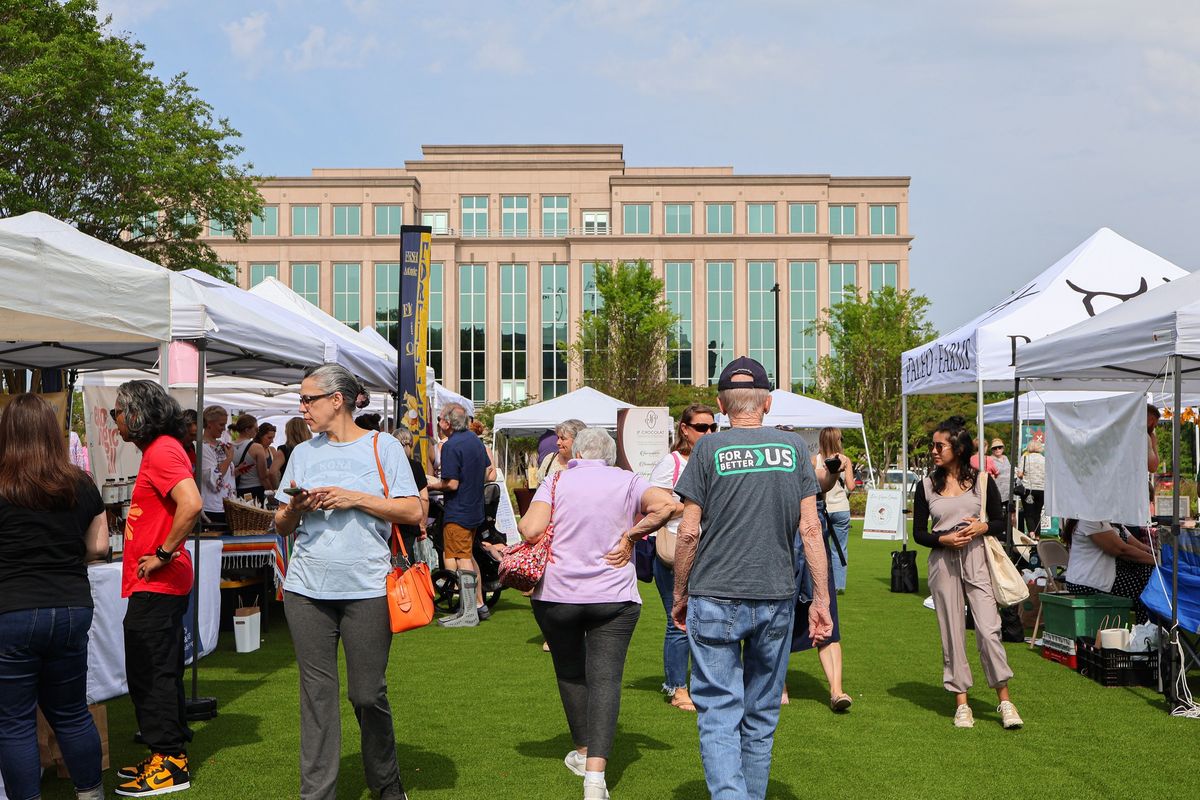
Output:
top-left (392, 427), bottom-right (429, 559)
top-left (0, 394), bottom-right (109, 800)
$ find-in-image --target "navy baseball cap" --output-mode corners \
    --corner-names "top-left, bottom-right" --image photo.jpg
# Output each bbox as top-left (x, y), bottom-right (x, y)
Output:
top-left (717, 357), bottom-right (772, 390)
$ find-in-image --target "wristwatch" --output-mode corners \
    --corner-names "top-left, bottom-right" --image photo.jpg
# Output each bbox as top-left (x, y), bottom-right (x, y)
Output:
top-left (155, 546), bottom-right (174, 562)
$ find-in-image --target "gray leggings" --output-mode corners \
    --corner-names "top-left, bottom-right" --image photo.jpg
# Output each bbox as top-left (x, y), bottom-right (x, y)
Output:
top-left (284, 591), bottom-right (401, 800)
top-left (531, 600), bottom-right (641, 761)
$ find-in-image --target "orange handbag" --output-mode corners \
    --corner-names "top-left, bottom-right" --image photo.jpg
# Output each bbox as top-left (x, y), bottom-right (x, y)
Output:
top-left (373, 434), bottom-right (436, 633)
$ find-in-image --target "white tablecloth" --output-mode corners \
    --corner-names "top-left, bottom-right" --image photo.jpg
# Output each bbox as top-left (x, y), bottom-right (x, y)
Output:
top-left (86, 539), bottom-right (222, 704)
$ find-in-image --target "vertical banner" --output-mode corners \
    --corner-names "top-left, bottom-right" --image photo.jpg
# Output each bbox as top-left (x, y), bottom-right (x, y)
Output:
top-left (399, 225), bottom-right (432, 466)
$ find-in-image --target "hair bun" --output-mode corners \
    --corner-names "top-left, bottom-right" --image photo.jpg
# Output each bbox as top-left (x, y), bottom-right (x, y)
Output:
top-left (355, 391), bottom-right (370, 409)
top-left (945, 415), bottom-right (967, 428)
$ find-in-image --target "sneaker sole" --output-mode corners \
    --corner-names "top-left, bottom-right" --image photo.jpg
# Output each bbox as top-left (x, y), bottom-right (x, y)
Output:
top-left (564, 754), bottom-right (585, 777)
top-left (115, 781), bottom-right (191, 797)
top-left (1002, 720), bottom-right (1024, 729)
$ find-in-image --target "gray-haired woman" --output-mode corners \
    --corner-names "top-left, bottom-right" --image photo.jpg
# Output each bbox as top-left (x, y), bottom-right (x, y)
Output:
top-left (1017, 439), bottom-right (1046, 534)
top-left (518, 428), bottom-right (679, 800)
top-left (274, 364), bottom-right (423, 800)
top-left (536, 418), bottom-right (587, 483)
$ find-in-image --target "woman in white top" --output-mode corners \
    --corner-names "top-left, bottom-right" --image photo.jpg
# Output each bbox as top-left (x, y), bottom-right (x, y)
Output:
top-left (1016, 439), bottom-right (1046, 533)
top-left (199, 405), bottom-right (236, 526)
top-left (647, 404), bottom-right (716, 712)
top-left (230, 414), bottom-right (271, 502)
top-left (1064, 519), bottom-right (1156, 623)
top-left (817, 427), bottom-right (854, 593)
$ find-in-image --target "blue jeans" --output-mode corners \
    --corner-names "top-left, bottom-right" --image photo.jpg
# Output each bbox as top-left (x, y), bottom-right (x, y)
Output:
top-left (653, 556), bottom-right (690, 693)
top-left (827, 510), bottom-right (851, 591)
top-left (0, 607), bottom-right (102, 799)
top-left (687, 595), bottom-right (796, 800)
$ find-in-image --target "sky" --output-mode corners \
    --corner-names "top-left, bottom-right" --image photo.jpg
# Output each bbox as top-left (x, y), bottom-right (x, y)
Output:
top-left (95, 0), bottom-right (1200, 332)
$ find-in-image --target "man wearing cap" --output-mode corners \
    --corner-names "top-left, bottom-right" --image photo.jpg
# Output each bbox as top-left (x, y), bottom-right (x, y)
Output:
top-left (671, 357), bottom-right (832, 800)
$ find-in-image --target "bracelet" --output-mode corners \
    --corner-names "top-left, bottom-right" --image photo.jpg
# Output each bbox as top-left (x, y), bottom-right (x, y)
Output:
top-left (155, 546), bottom-right (173, 561)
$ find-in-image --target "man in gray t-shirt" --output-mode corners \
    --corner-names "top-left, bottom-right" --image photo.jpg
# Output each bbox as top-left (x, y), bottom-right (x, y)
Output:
top-left (671, 357), bottom-right (831, 800)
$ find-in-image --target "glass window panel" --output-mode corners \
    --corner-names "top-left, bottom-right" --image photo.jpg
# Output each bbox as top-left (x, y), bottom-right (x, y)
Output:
top-left (789, 261), bottom-right (817, 391)
top-left (374, 205), bottom-right (402, 235)
top-left (249, 262), bottom-right (278, 288)
top-left (829, 204), bottom-right (856, 236)
top-left (458, 264), bottom-right (487, 402)
top-left (208, 216), bottom-right (233, 237)
top-left (542, 195), bottom-right (568, 237)
top-left (706, 261), bottom-right (734, 383)
top-left (788, 203), bottom-right (816, 234)
top-left (665, 203), bottom-right (692, 235)
top-left (250, 207), bottom-right (277, 236)
top-left (333, 205), bottom-right (361, 236)
top-left (869, 204), bottom-right (897, 235)
top-left (501, 195), bottom-right (529, 237)
top-left (748, 203), bottom-right (775, 234)
top-left (500, 263), bottom-right (527, 400)
top-left (583, 211), bottom-right (609, 235)
top-left (706, 203), bottom-right (733, 234)
top-left (373, 262), bottom-right (400, 346)
top-left (461, 196), bottom-right (488, 238)
top-left (291, 262), bottom-right (320, 305)
top-left (541, 263), bottom-right (569, 399)
top-left (623, 203), bottom-right (650, 234)
top-left (292, 205), bottom-right (319, 236)
top-left (870, 262), bottom-right (898, 293)
top-left (332, 263), bottom-right (361, 330)
top-left (747, 261), bottom-right (776, 385)
top-left (428, 262), bottom-right (443, 378)
top-left (421, 211), bottom-right (449, 235)
top-left (665, 262), bottom-right (693, 384)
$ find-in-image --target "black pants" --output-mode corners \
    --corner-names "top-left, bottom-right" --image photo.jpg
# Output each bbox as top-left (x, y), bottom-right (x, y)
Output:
top-left (123, 592), bottom-right (190, 754)
top-left (1020, 490), bottom-right (1045, 533)
top-left (531, 600), bottom-right (640, 761)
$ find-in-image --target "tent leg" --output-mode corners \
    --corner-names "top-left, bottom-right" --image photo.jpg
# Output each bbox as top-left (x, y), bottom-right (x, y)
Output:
top-left (901, 394), bottom-right (908, 546)
top-left (861, 425), bottom-right (876, 491)
top-left (188, 339), bottom-right (216, 721)
top-left (1170, 354), bottom-right (1182, 708)
top-left (1008, 376), bottom-right (1020, 551)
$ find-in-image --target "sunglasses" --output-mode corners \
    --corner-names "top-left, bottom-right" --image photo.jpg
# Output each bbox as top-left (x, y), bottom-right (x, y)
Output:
top-left (109, 407), bottom-right (123, 423)
top-left (686, 422), bottom-right (719, 433)
top-left (931, 442), bottom-right (948, 453)
top-left (298, 393), bottom-right (331, 407)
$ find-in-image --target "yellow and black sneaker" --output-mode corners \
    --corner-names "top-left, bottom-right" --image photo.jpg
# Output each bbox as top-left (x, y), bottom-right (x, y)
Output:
top-left (116, 755), bottom-right (155, 782)
top-left (115, 752), bottom-right (191, 796)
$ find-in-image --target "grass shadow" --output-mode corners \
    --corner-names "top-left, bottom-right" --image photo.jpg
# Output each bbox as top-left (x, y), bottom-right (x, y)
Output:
top-left (886, 681), bottom-right (950, 716)
top-left (672, 778), bottom-right (799, 799)
top-left (626, 674), bottom-right (668, 695)
top-left (515, 729), bottom-right (670, 788)
top-left (334, 740), bottom-right (459, 796)
top-left (783, 665), bottom-right (828, 705)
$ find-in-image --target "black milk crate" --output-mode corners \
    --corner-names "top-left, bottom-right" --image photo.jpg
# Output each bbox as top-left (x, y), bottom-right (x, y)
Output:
top-left (1076, 639), bottom-right (1159, 687)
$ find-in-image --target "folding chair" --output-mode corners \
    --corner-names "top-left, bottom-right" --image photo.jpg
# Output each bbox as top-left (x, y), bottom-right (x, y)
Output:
top-left (1029, 540), bottom-right (1070, 648)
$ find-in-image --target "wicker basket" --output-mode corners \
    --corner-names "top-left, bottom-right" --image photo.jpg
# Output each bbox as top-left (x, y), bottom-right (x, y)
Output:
top-left (223, 497), bottom-right (274, 536)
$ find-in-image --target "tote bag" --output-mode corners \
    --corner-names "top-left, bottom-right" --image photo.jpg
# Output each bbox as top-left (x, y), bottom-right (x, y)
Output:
top-left (978, 472), bottom-right (1030, 608)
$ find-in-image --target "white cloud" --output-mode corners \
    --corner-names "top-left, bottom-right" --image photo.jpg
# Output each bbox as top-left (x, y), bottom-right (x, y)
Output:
top-left (616, 34), bottom-right (794, 99)
top-left (284, 26), bottom-right (378, 71)
top-left (474, 38), bottom-right (530, 75)
top-left (95, 0), bottom-right (169, 30)
top-left (223, 12), bottom-right (269, 62)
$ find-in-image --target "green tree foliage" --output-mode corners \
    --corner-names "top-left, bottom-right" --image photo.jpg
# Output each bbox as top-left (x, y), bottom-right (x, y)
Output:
top-left (812, 286), bottom-right (936, 481)
top-left (0, 0), bottom-right (261, 277)
top-left (566, 260), bottom-right (678, 406)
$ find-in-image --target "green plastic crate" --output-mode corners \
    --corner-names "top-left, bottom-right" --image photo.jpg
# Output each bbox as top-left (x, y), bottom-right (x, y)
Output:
top-left (1040, 593), bottom-right (1132, 641)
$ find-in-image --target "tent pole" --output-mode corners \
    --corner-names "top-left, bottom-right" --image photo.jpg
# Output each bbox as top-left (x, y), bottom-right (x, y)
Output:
top-left (901, 394), bottom-right (908, 545)
top-left (188, 338), bottom-right (215, 719)
top-left (977, 377), bottom-right (986, 483)
top-left (860, 424), bottom-right (876, 490)
top-left (158, 342), bottom-right (171, 389)
top-left (1008, 341), bottom-right (1020, 551)
top-left (1170, 354), bottom-right (1181, 706)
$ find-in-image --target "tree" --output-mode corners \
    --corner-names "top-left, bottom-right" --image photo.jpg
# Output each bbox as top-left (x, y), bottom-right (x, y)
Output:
top-left (812, 286), bottom-right (936, 481)
top-left (565, 260), bottom-right (678, 406)
top-left (0, 0), bottom-right (262, 277)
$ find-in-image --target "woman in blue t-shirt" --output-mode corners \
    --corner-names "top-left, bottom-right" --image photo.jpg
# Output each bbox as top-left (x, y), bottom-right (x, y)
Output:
top-left (275, 364), bottom-right (422, 800)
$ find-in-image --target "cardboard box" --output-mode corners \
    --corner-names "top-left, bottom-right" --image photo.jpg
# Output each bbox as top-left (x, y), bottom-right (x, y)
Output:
top-left (37, 703), bottom-right (109, 777)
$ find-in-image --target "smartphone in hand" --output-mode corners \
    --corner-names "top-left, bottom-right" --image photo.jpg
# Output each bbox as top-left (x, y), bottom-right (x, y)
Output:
top-left (282, 486), bottom-right (306, 496)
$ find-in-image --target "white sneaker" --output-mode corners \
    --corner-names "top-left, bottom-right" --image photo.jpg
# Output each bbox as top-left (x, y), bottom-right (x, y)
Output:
top-left (583, 781), bottom-right (610, 800)
top-left (997, 700), bottom-right (1024, 729)
top-left (953, 703), bottom-right (975, 728)
top-left (564, 749), bottom-right (586, 777)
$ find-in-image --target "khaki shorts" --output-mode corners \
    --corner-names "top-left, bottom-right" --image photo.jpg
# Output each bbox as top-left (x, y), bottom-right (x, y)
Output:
top-left (443, 523), bottom-right (476, 559)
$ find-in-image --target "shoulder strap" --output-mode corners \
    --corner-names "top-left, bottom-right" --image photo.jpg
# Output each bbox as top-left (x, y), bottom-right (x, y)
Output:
top-left (671, 452), bottom-right (682, 484)
top-left (372, 433), bottom-right (410, 561)
top-left (236, 440), bottom-right (251, 466)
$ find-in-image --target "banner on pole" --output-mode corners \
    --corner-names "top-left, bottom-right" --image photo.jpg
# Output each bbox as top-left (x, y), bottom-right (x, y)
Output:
top-left (399, 226), bottom-right (432, 466)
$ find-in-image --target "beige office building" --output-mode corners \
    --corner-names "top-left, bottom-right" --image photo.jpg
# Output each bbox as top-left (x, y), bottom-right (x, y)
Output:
top-left (206, 144), bottom-right (912, 405)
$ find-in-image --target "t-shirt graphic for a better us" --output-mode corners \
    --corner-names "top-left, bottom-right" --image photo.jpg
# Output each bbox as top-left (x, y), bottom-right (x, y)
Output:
top-left (714, 442), bottom-right (798, 475)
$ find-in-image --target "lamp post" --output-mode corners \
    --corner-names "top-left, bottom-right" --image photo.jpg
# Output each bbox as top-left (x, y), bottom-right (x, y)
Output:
top-left (770, 283), bottom-right (781, 390)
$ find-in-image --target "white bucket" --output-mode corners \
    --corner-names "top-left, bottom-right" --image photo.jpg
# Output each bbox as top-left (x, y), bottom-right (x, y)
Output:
top-left (233, 611), bottom-right (261, 653)
top-left (1098, 628), bottom-right (1130, 651)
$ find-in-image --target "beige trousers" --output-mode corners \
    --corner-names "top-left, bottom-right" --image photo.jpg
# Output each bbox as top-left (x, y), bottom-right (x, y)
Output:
top-left (928, 536), bottom-right (1014, 694)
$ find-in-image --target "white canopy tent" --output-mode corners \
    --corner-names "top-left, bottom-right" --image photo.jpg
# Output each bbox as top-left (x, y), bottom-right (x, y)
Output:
top-left (715, 389), bottom-right (876, 479)
top-left (983, 390), bottom-right (1200, 424)
top-left (492, 386), bottom-right (632, 437)
top-left (898, 227), bottom-right (1189, 523)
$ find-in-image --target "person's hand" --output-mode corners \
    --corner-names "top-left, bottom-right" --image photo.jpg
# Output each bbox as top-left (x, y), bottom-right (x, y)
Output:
top-left (236, 462), bottom-right (254, 475)
top-left (136, 550), bottom-right (179, 580)
top-left (220, 442), bottom-right (233, 457)
top-left (672, 596), bottom-right (689, 632)
top-left (961, 516), bottom-right (989, 538)
top-left (808, 600), bottom-right (833, 644)
top-left (284, 482), bottom-right (323, 515)
top-left (604, 534), bottom-right (635, 568)
top-left (311, 486), bottom-right (358, 512)
top-left (938, 527), bottom-right (972, 549)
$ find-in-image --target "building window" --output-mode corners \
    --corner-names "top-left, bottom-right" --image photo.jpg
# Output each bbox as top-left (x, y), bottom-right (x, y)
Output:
top-left (131, 212), bottom-right (158, 239)
top-left (870, 262), bottom-right (898, 292)
top-left (747, 203), bottom-right (775, 234)
top-left (332, 263), bottom-right (361, 330)
top-left (501, 195), bottom-right (529, 238)
top-left (665, 262), bottom-right (693, 384)
top-left (582, 211), bottom-right (609, 235)
top-left (542, 195), bottom-right (568, 237)
top-left (581, 262), bottom-right (603, 314)
top-left (788, 202), bottom-right (816, 234)
top-left (374, 262), bottom-right (400, 346)
top-left (706, 203), bottom-right (733, 234)
top-left (789, 261), bottom-right (817, 391)
top-left (291, 205), bottom-right (319, 236)
top-left (333, 205), bottom-right (361, 236)
top-left (219, 263), bottom-right (237, 282)
top-left (375, 205), bottom-right (402, 236)
top-left (458, 264), bottom-right (486, 403)
top-left (422, 211), bottom-right (449, 235)
top-left (461, 196), bottom-right (488, 238)
top-left (539, 264), bottom-right (568, 399)
top-left (500, 263), bottom-right (527, 402)
top-left (250, 207), bottom-right (278, 236)
top-left (869, 204), bottom-right (898, 235)
top-left (706, 261), bottom-right (734, 384)
top-left (623, 203), bottom-right (650, 235)
top-left (291, 262), bottom-right (320, 305)
top-left (665, 203), bottom-right (692, 235)
top-left (428, 262), bottom-right (443, 378)
top-left (748, 261), bottom-right (777, 386)
top-left (208, 217), bottom-right (234, 237)
top-left (249, 263), bottom-right (278, 287)
top-left (829, 204), bottom-right (856, 236)
top-left (829, 262), bottom-right (857, 307)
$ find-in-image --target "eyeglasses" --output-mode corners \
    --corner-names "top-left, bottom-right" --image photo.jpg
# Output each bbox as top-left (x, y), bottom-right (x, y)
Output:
top-left (298, 393), bottom-right (331, 407)
top-left (930, 442), bottom-right (948, 453)
top-left (109, 407), bottom-right (123, 423)
top-left (686, 422), bottom-right (719, 433)
top-left (992, 446), bottom-right (1004, 451)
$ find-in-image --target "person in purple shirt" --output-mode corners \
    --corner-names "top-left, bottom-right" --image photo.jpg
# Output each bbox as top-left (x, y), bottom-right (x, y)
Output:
top-left (517, 428), bottom-right (678, 800)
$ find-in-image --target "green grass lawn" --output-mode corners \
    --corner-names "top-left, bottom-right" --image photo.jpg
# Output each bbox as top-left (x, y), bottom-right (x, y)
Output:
top-left (43, 523), bottom-right (1198, 799)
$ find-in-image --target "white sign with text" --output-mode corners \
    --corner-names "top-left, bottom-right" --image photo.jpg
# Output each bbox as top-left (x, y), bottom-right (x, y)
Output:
top-left (615, 407), bottom-right (672, 479)
top-left (862, 488), bottom-right (905, 541)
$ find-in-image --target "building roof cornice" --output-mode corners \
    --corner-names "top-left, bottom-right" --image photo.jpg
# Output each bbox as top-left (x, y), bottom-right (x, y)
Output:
top-left (610, 175), bottom-right (910, 187)
top-left (258, 176), bottom-right (421, 189)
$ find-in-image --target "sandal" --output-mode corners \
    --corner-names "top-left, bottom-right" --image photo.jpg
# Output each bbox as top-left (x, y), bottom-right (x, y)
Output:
top-left (831, 693), bottom-right (853, 712)
top-left (670, 687), bottom-right (697, 712)
top-left (781, 686), bottom-right (790, 705)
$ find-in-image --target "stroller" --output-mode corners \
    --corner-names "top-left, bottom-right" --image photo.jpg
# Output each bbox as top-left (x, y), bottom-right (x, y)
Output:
top-left (427, 483), bottom-right (507, 613)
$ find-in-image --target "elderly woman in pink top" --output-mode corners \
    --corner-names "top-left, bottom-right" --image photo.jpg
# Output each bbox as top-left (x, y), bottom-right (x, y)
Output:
top-left (517, 427), bottom-right (678, 800)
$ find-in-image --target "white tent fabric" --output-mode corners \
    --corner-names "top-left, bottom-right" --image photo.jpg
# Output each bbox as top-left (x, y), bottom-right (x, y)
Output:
top-left (902, 228), bottom-right (1188, 396)
top-left (982, 391), bottom-right (1126, 423)
top-left (0, 211), bottom-right (173, 368)
top-left (492, 386), bottom-right (632, 437)
top-left (715, 389), bottom-right (864, 429)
